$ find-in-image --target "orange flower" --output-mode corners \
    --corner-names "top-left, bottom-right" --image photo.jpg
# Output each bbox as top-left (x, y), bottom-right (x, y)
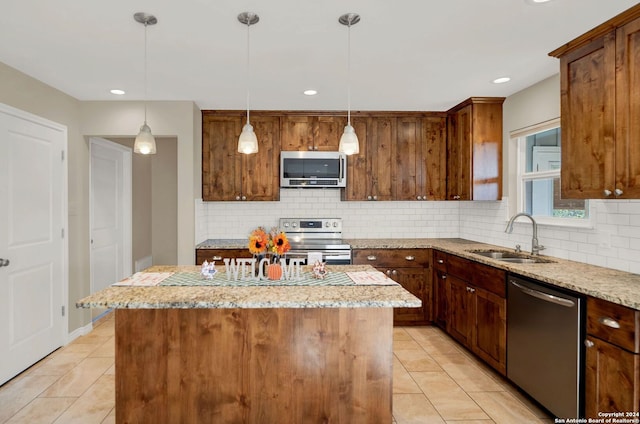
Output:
top-left (248, 227), bottom-right (268, 254)
top-left (271, 232), bottom-right (290, 255)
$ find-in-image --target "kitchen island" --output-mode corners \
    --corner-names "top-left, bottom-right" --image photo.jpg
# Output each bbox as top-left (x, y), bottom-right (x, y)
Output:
top-left (76, 265), bottom-right (421, 424)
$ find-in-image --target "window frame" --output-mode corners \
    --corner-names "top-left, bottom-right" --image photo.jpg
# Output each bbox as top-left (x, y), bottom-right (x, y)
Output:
top-left (511, 118), bottom-right (593, 228)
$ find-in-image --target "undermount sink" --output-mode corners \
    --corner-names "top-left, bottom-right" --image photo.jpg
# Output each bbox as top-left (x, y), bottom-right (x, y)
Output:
top-left (466, 249), bottom-right (556, 264)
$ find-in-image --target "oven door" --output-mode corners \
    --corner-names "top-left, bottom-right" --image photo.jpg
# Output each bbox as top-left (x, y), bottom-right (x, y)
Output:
top-left (285, 250), bottom-right (352, 265)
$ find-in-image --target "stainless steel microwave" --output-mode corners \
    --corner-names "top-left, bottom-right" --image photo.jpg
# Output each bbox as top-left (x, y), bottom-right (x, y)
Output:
top-left (280, 151), bottom-right (347, 188)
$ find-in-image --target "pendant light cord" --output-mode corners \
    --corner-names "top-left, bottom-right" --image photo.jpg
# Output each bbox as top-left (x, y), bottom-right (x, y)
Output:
top-left (143, 22), bottom-right (148, 125)
top-left (347, 20), bottom-right (352, 126)
top-left (246, 19), bottom-right (251, 125)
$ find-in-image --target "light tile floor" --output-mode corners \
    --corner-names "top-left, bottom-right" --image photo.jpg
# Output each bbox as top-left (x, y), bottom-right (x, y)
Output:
top-left (0, 314), bottom-right (553, 423)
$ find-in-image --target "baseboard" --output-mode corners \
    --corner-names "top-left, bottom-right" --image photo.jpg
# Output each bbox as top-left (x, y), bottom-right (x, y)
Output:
top-left (135, 255), bottom-right (153, 272)
top-left (67, 321), bottom-right (93, 344)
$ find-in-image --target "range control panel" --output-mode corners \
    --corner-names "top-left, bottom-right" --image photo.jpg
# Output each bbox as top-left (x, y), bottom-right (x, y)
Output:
top-left (278, 218), bottom-right (342, 236)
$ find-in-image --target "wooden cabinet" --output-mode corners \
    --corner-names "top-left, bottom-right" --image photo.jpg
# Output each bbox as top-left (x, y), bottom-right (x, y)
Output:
top-left (446, 97), bottom-right (504, 201)
top-left (352, 248), bottom-right (431, 325)
top-left (202, 112), bottom-right (280, 201)
top-left (549, 5), bottom-right (640, 199)
top-left (433, 250), bottom-right (448, 329)
top-left (434, 251), bottom-right (507, 375)
top-left (343, 116), bottom-right (394, 201)
top-left (196, 248), bottom-right (249, 265)
top-left (281, 115), bottom-right (346, 151)
top-left (584, 297), bottom-right (640, 417)
top-left (342, 114), bottom-right (447, 201)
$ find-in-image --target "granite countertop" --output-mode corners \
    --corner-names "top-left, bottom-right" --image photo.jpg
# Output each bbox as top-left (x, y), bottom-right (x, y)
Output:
top-left (76, 265), bottom-right (422, 310)
top-left (197, 238), bottom-right (640, 310)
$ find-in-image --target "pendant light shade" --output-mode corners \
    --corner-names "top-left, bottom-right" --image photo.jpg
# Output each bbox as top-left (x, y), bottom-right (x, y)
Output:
top-left (133, 12), bottom-right (157, 155)
top-left (338, 13), bottom-right (360, 156)
top-left (238, 12), bottom-right (259, 154)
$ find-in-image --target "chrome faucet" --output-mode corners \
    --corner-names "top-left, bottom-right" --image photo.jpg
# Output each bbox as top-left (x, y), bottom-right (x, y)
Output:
top-left (505, 213), bottom-right (545, 255)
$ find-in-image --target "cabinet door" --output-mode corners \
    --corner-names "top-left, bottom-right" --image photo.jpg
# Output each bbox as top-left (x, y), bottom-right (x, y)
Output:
top-left (585, 336), bottom-right (640, 418)
top-left (202, 115), bottom-right (242, 201)
top-left (446, 105), bottom-right (472, 200)
top-left (342, 117), bottom-right (371, 201)
top-left (421, 116), bottom-right (447, 200)
top-left (473, 288), bottom-right (506, 375)
top-left (391, 267), bottom-right (431, 325)
top-left (434, 269), bottom-right (448, 329)
top-left (616, 19), bottom-right (640, 198)
top-left (281, 116), bottom-right (344, 151)
top-left (395, 117), bottom-right (421, 200)
top-left (369, 117), bottom-right (395, 201)
top-left (447, 275), bottom-right (474, 347)
top-left (241, 116), bottom-right (280, 201)
top-left (560, 32), bottom-right (616, 199)
top-left (470, 102), bottom-right (503, 201)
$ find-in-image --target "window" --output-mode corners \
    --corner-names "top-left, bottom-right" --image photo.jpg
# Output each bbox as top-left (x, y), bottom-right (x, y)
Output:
top-left (512, 119), bottom-right (590, 226)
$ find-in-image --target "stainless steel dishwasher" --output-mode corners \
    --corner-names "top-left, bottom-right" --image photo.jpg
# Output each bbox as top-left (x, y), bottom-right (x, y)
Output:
top-left (507, 274), bottom-right (584, 418)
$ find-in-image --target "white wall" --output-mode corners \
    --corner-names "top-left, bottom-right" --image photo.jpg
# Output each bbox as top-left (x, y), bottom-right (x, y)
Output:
top-left (459, 75), bottom-right (640, 274)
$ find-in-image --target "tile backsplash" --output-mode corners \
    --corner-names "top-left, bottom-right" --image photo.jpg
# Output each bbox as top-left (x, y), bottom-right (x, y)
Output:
top-left (196, 191), bottom-right (640, 274)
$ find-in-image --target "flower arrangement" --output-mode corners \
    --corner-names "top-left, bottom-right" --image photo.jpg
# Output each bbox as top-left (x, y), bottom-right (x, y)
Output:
top-left (248, 227), bottom-right (291, 256)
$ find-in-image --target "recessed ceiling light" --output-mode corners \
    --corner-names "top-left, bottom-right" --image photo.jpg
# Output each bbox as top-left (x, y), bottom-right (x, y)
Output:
top-left (303, 89), bottom-right (318, 96)
top-left (110, 89), bottom-right (125, 95)
top-left (525, 0), bottom-right (552, 4)
top-left (493, 77), bottom-right (511, 84)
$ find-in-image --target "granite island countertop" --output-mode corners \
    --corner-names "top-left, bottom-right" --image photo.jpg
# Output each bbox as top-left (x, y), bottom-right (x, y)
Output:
top-left (197, 238), bottom-right (640, 310)
top-left (76, 265), bottom-right (422, 310)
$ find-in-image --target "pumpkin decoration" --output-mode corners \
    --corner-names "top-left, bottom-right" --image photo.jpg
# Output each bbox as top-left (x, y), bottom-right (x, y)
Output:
top-left (267, 262), bottom-right (283, 280)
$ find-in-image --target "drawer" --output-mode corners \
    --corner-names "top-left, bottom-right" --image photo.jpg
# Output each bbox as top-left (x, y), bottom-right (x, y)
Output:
top-left (196, 249), bottom-right (249, 265)
top-left (587, 297), bottom-right (640, 354)
top-left (447, 254), bottom-right (505, 297)
top-left (433, 250), bottom-right (448, 271)
top-left (352, 249), bottom-right (430, 268)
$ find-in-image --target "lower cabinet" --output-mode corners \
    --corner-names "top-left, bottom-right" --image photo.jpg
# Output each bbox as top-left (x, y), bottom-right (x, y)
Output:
top-left (434, 250), bottom-right (507, 375)
top-left (585, 297), bottom-right (640, 417)
top-left (352, 248), bottom-right (431, 325)
top-left (196, 248), bottom-right (248, 265)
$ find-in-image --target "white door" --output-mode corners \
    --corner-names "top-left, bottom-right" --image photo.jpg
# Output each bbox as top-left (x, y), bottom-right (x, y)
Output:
top-left (0, 104), bottom-right (67, 385)
top-left (89, 138), bottom-right (131, 295)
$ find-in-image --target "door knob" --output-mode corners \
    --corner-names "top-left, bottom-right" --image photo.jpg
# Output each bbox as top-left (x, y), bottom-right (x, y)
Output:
top-left (614, 188), bottom-right (623, 197)
top-left (0, 259), bottom-right (10, 267)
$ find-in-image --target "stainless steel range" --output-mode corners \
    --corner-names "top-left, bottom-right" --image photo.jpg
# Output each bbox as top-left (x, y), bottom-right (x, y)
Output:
top-left (279, 218), bottom-right (352, 265)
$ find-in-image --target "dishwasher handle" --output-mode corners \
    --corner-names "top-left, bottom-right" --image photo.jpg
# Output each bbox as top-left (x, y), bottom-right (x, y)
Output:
top-left (510, 280), bottom-right (576, 308)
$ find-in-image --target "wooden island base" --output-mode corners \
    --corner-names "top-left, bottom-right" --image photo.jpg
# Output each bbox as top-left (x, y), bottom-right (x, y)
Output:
top-left (115, 307), bottom-right (393, 423)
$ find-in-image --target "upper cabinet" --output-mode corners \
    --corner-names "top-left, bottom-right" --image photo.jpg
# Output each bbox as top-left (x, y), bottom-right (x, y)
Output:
top-left (341, 113), bottom-right (447, 201)
top-left (446, 98), bottom-right (504, 201)
top-left (202, 112), bottom-right (280, 201)
top-left (281, 114), bottom-right (346, 151)
top-left (549, 4), bottom-right (640, 199)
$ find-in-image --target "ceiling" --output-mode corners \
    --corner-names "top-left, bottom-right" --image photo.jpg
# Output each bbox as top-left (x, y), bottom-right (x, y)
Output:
top-left (1, 0), bottom-right (636, 112)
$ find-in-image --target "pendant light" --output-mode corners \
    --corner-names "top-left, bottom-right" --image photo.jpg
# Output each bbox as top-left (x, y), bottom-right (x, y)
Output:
top-left (237, 12), bottom-right (259, 154)
top-left (338, 13), bottom-right (360, 156)
top-left (133, 12), bottom-right (157, 155)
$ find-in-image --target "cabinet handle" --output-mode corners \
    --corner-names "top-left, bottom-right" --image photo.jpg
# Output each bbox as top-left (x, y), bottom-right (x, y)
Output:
top-left (614, 189), bottom-right (623, 197)
top-left (599, 317), bottom-right (621, 329)
top-left (212, 256), bottom-right (222, 261)
top-left (241, 195), bottom-right (247, 201)
top-left (405, 256), bottom-right (415, 261)
top-left (437, 259), bottom-right (444, 264)
top-left (308, 146), bottom-right (313, 151)
top-left (386, 270), bottom-right (391, 275)
top-left (367, 195), bottom-right (372, 200)
top-left (584, 339), bottom-right (594, 348)
top-left (466, 287), bottom-right (475, 293)
top-left (416, 195), bottom-right (421, 200)
top-left (441, 275), bottom-right (447, 280)
top-left (603, 189), bottom-right (612, 197)
top-left (367, 255), bottom-right (377, 261)
top-left (373, 195), bottom-right (378, 200)
top-left (235, 196), bottom-right (241, 201)
top-left (391, 270), bottom-right (397, 275)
